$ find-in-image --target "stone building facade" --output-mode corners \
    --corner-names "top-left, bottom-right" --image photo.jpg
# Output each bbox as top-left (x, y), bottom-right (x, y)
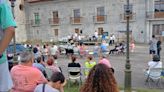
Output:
top-left (14, 0), bottom-right (164, 43)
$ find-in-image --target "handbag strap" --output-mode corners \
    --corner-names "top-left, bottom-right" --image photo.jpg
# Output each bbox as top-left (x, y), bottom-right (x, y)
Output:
top-left (42, 83), bottom-right (46, 92)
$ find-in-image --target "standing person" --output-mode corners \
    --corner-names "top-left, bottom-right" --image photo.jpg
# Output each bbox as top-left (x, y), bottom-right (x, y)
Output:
top-left (109, 35), bottom-right (113, 45)
top-left (42, 44), bottom-right (49, 62)
top-left (50, 43), bottom-right (58, 57)
top-left (94, 30), bottom-right (98, 41)
top-left (149, 35), bottom-right (157, 58)
top-left (130, 41), bottom-right (135, 52)
top-left (80, 64), bottom-right (119, 92)
top-left (0, 0), bottom-right (16, 91)
top-left (112, 34), bottom-right (116, 44)
top-left (157, 38), bottom-right (162, 59)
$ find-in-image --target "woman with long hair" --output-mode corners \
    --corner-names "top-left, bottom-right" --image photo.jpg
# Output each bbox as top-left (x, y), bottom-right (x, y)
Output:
top-left (80, 64), bottom-right (119, 92)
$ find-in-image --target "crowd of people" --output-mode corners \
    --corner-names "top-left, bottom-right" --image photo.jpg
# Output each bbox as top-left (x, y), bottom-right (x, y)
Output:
top-left (7, 49), bottom-right (118, 92)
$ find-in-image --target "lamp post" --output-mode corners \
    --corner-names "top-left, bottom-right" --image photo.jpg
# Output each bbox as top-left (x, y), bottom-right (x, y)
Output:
top-left (9, 0), bottom-right (17, 61)
top-left (124, 0), bottom-right (131, 92)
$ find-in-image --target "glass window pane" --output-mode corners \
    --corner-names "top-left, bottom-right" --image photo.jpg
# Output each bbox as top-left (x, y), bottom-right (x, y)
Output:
top-left (74, 9), bottom-right (80, 18)
top-left (97, 7), bottom-right (104, 16)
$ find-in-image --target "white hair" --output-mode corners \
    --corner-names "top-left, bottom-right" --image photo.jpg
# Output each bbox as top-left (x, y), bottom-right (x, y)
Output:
top-left (20, 51), bottom-right (34, 63)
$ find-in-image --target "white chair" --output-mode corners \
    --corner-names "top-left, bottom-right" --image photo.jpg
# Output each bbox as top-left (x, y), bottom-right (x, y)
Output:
top-left (67, 67), bottom-right (82, 88)
top-left (145, 68), bottom-right (162, 88)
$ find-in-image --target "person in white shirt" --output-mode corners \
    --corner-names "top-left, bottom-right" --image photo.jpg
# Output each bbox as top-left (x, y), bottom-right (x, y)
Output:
top-left (50, 44), bottom-right (58, 56)
top-left (93, 30), bottom-right (98, 41)
top-left (112, 34), bottom-right (116, 44)
top-left (145, 55), bottom-right (162, 75)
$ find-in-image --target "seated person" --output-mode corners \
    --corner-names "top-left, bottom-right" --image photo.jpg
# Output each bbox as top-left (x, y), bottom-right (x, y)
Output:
top-left (84, 56), bottom-right (96, 76)
top-left (34, 72), bottom-right (66, 92)
top-left (68, 55), bottom-right (81, 75)
top-left (33, 57), bottom-right (46, 73)
top-left (100, 40), bottom-right (109, 52)
top-left (79, 43), bottom-right (86, 57)
top-left (11, 51), bottom-right (47, 92)
top-left (99, 55), bottom-right (112, 68)
top-left (46, 58), bottom-right (61, 73)
top-left (109, 44), bottom-right (119, 54)
top-left (145, 55), bottom-right (162, 75)
top-left (80, 64), bottom-right (119, 92)
top-left (93, 42), bottom-right (100, 57)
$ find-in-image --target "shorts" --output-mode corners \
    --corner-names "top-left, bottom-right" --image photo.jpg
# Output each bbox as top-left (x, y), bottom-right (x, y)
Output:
top-left (0, 61), bottom-right (13, 91)
top-left (149, 50), bottom-right (155, 54)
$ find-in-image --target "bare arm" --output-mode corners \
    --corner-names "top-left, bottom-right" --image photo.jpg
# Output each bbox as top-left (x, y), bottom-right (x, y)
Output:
top-left (0, 27), bottom-right (15, 54)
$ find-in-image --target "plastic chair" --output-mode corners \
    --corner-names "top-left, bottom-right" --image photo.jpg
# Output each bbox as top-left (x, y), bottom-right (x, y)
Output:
top-left (145, 68), bottom-right (162, 88)
top-left (67, 67), bottom-right (82, 89)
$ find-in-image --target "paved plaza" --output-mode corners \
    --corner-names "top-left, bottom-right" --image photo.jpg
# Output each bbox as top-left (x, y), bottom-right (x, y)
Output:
top-left (56, 43), bottom-right (164, 90)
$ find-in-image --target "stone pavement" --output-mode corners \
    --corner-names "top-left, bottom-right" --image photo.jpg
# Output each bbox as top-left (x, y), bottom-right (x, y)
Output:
top-left (56, 43), bottom-right (164, 90)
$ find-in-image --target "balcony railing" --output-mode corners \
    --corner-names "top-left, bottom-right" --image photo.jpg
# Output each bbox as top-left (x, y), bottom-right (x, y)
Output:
top-left (93, 15), bottom-right (107, 24)
top-left (120, 13), bottom-right (136, 22)
top-left (49, 18), bottom-right (60, 25)
top-left (70, 17), bottom-right (82, 24)
top-left (31, 19), bottom-right (41, 27)
top-left (146, 12), bottom-right (164, 20)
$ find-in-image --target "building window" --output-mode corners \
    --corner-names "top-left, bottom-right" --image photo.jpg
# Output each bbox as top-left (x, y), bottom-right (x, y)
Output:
top-left (34, 13), bottom-right (40, 24)
top-left (97, 7), bottom-right (105, 16)
top-left (155, 0), bottom-right (164, 12)
top-left (124, 4), bottom-right (133, 14)
top-left (153, 24), bottom-right (164, 35)
top-left (53, 11), bottom-right (59, 18)
top-left (37, 30), bottom-right (39, 34)
top-left (74, 9), bottom-right (80, 18)
top-left (54, 29), bottom-right (58, 36)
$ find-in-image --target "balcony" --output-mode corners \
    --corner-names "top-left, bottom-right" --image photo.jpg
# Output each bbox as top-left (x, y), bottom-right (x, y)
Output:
top-left (120, 13), bottom-right (136, 22)
top-left (49, 18), bottom-right (60, 26)
top-left (31, 19), bottom-right (40, 27)
top-left (93, 15), bottom-right (107, 24)
top-left (70, 17), bottom-right (82, 24)
top-left (146, 12), bottom-right (164, 20)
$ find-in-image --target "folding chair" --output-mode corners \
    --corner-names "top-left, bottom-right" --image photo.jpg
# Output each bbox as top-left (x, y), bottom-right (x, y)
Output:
top-left (67, 67), bottom-right (82, 88)
top-left (145, 68), bottom-right (162, 88)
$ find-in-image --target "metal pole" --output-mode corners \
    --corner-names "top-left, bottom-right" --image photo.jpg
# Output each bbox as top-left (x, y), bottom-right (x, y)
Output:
top-left (10, 0), bottom-right (17, 61)
top-left (124, 0), bottom-right (131, 92)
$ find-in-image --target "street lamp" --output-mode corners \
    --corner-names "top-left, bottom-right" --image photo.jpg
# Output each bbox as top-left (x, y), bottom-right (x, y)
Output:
top-left (9, 0), bottom-right (17, 61)
top-left (124, 0), bottom-right (131, 92)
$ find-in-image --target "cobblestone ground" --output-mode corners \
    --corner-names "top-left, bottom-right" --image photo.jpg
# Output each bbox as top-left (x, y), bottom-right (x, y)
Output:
top-left (56, 43), bottom-right (164, 89)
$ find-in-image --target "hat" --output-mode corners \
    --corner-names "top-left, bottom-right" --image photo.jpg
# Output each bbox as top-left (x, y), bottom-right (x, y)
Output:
top-left (153, 55), bottom-right (160, 61)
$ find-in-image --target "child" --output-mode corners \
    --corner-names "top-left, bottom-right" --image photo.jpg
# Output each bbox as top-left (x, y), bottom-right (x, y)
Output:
top-left (130, 41), bottom-right (135, 52)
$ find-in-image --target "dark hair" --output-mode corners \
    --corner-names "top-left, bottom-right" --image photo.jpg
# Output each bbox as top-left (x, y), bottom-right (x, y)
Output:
top-left (33, 47), bottom-right (38, 53)
top-left (80, 64), bottom-right (119, 92)
top-left (152, 35), bottom-right (155, 38)
top-left (153, 55), bottom-right (160, 62)
top-left (87, 55), bottom-right (93, 60)
top-left (71, 55), bottom-right (76, 63)
top-left (53, 55), bottom-right (58, 59)
top-left (50, 72), bottom-right (65, 83)
top-left (36, 57), bottom-right (42, 63)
